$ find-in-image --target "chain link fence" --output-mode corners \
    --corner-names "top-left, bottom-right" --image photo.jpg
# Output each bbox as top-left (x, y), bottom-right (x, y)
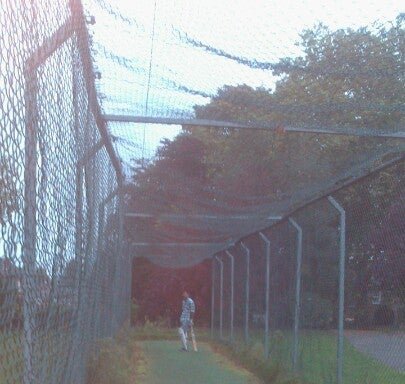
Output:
top-left (212, 158), bottom-right (404, 384)
top-left (0, 1), bottom-right (130, 383)
top-left (1, 0), bottom-right (404, 383)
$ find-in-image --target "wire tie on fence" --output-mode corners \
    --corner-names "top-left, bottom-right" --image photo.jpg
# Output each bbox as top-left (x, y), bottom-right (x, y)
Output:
top-left (86, 15), bottom-right (96, 25)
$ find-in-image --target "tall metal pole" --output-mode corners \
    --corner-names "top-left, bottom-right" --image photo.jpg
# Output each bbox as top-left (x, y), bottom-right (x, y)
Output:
top-left (259, 232), bottom-right (271, 359)
top-left (69, 138), bottom-right (104, 383)
top-left (115, 182), bottom-right (125, 332)
top-left (215, 256), bottom-right (224, 340)
top-left (225, 251), bottom-right (235, 342)
top-left (65, 45), bottom-right (85, 382)
top-left (241, 242), bottom-right (250, 343)
top-left (211, 256), bottom-right (216, 338)
top-left (91, 188), bottom-right (119, 339)
top-left (95, 202), bottom-right (106, 336)
top-left (22, 49), bottom-right (39, 384)
top-left (289, 218), bottom-right (303, 372)
top-left (328, 196), bottom-right (346, 384)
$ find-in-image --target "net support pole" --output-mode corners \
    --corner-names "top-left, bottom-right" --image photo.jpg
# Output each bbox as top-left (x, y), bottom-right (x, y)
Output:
top-left (95, 188), bottom-right (120, 337)
top-left (113, 182), bottom-right (125, 333)
top-left (117, 183), bottom-right (129, 326)
top-left (96, 202), bottom-right (106, 337)
top-left (56, 41), bottom-right (82, 384)
top-left (22, 56), bottom-right (38, 384)
top-left (241, 242), bottom-right (250, 343)
top-left (66, 159), bottom-right (84, 384)
top-left (259, 232), bottom-right (271, 359)
top-left (211, 256), bottom-right (215, 338)
top-left (289, 218), bottom-right (303, 372)
top-left (124, 240), bottom-right (132, 325)
top-left (215, 256), bottom-right (224, 340)
top-left (67, 139), bottom-right (105, 383)
top-left (225, 251), bottom-right (235, 342)
top-left (73, 41), bottom-right (82, 313)
top-left (327, 196), bottom-right (346, 384)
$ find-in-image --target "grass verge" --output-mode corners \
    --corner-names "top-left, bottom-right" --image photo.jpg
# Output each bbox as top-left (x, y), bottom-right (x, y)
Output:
top-left (87, 327), bottom-right (146, 384)
top-left (214, 329), bottom-right (405, 384)
top-left (209, 340), bottom-right (301, 384)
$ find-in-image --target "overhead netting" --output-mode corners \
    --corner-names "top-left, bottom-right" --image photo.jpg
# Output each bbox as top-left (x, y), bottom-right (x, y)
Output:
top-left (0, 0), bottom-right (404, 383)
top-left (82, 0), bottom-right (404, 266)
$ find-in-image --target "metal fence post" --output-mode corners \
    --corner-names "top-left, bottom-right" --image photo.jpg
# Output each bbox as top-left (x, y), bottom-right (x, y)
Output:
top-left (97, 188), bottom-right (120, 337)
top-left (328, 196), bottom-right (346, 384)
top-left (259, 232), bottom-right (271, 359)
top-left (63, 163), bottom-right (84, 384)
top-left (117, 184), bottom-right (127, 327)
top-left (211, 256), bottom-right (215, 338)
top-left (215, 256), bottom-right (224, 340)
top-left (66, 139), bottom-right (105, 383)
top-left (111, 182), bottom-right (124, 333)
top-left (241, 242), bottom-right (250, 343)
top-left (22, 62), bottom-right (38, 384)
top-left (96, 198), bottom-right (106, 337)
top-left (124, 241), bottom-right (132, 325)
top-left (70, 61), bottom-right (84, 322)
top-left (92, 188), bottom-right (117, 338)
top-left (225, 251), bottom-right (235, 342)
top-left (289, 218), bottom-right (303, 372)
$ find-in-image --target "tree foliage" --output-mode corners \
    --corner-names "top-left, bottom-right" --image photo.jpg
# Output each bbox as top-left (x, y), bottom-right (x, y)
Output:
top-left (128, 17), bottom-right (405, 324)
top-left (274, 16), bottom-right (404, 128)
top-left (131, 258), bottom-right (211, 326)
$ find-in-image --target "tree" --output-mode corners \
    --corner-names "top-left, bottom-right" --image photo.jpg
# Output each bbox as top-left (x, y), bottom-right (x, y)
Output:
top-left (132, 257), bottom-right (211, 326)
top-left (340, 162), bottom-right (404, 325)
top-left (273, 15), bottom-right (404, 129)
top-left (131, 134), bottom-right (207, 211)
top-left (371, 201), bottom-right (405, 298)
top-left (127, 16), bottom-right (405, 324)
top-left (129, 14), bottom-right (404, 221)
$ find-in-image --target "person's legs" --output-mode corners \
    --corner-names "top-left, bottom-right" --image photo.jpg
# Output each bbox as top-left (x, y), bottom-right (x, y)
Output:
top-left (178, 321), bottom-right (189, 350)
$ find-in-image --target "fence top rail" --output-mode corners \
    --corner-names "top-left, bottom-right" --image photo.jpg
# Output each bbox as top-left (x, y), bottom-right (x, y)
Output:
top-left (103, 114), bottom-right (405, 139)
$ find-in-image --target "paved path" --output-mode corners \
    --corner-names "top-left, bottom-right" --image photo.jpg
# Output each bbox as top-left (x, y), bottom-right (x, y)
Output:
top-left (138, 340), bottom-right (260, 384)
top-left (345, 330), bottom-right (405, 372)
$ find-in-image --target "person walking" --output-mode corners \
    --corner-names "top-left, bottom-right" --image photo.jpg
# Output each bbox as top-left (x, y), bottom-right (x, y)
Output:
top-left (178, 290), bottom-right (196, 351)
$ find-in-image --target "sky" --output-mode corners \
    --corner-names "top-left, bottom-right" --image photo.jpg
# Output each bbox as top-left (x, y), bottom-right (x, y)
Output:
top-left (83, 0), bottom-right (403, 170)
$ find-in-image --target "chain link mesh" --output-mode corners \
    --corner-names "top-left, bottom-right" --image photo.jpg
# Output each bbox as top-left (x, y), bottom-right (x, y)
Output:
top-left (213, 159), bottom-right (404, 383)
top-left (1, 0), bottom-right (404, 383)
top-left (0, 1), bottom-right (130, 383)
